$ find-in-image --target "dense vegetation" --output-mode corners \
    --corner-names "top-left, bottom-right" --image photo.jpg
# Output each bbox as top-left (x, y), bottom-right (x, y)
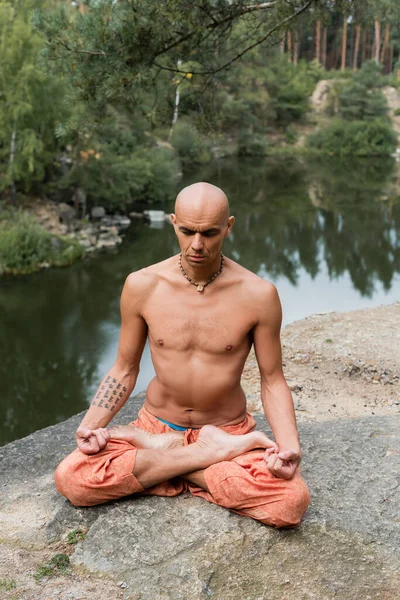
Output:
top-left (1, 0), bottom-right (400, 273)
top-left (0, 209), bottom-right (84, 275)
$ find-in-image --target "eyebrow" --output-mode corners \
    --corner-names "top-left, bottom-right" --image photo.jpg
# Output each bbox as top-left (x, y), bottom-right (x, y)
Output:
top-left (179, 226), bottom-right (221, 234)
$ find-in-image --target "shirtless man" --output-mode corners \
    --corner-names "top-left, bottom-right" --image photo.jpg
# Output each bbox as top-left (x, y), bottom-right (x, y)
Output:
top-left (55, 182), bottom-right (310, 528)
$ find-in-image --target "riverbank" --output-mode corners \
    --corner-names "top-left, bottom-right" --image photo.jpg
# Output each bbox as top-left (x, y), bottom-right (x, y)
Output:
top-left (243, 303), bottom-right (400, 421)
top-left (0, 304), bottom-right (399, 600)
top-left (0, 200), bottom-right (132, 276)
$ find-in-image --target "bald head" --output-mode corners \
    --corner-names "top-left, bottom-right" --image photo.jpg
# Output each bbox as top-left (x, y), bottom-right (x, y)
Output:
top-left (175, 182), bottom-right (229, 223)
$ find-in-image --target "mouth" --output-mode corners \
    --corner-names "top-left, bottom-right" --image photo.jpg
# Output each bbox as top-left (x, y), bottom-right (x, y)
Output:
top-left (188, 255), bottom-right (206, 262)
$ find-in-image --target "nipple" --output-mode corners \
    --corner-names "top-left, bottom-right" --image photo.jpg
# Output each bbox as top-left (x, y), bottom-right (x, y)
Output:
top-left (158, 339), bottom-right (164, 346)
top-left (225, 345), bottom-right (233, 351)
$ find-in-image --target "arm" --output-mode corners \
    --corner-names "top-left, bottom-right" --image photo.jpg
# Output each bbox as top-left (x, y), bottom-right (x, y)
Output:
top-left (76, 273), bottom-right (148, 454)
top-left (253, 282), bottom-right (301, 479)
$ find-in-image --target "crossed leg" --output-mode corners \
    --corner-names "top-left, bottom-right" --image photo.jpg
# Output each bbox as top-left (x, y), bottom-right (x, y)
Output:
top-left (109, 425), bottom-right (310, 527)
top-left (55, 422), bottom-right (310, 527)
top-left (55, 424), bottom-right (274, 504)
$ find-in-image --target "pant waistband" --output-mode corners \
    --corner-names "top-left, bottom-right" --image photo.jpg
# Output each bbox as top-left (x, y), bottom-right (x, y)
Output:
top-left (155, 416), bottom-right (199, 431)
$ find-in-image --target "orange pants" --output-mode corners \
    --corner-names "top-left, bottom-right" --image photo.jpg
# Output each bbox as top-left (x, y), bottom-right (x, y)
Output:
top-left (55, 407), bottom-right (310, 528)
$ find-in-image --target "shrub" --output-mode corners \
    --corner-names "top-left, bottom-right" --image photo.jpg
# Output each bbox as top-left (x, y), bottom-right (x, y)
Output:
top-left (306, 118), bottom-right (397, 157)
top-left (237, 130), bottom-right (268, 156)
top-left (0, 211), bottom-right (84, 275)
top-left (170, 120), bottom-right (211, 166)
top-left (338, 83), bottom-right (388, 121)
top-left (58, 142), bottom-right (181, 211)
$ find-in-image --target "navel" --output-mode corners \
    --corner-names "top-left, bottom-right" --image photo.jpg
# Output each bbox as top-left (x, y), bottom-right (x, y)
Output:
top-left (225, 345), bottom-right (233, 351)
top-left (157, 339), bottom-right (164, 346)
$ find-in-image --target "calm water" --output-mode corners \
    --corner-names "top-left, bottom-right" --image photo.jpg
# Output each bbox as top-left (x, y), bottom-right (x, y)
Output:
top-left (1, 157), bottom-right (400, 445)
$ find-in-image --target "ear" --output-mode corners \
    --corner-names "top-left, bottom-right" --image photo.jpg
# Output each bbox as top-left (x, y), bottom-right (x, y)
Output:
top-left (225, 215), bottom-right (235, 237)
top-left (170, 213), bottom-right (176, 225)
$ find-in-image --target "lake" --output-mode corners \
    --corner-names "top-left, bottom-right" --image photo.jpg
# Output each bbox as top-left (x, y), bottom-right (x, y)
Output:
top-left (1, 157), bottom-right (400, 445)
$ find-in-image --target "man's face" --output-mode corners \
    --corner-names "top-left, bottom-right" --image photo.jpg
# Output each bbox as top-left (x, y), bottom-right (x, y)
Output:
top-left (171, 204), bottom-right (234, 268)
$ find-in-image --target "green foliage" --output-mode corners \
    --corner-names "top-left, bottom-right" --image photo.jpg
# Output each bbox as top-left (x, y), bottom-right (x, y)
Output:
top-left (59, 139), bottom-right (181, 211)
top-left (170, 120), bottom-right (211, 167)
top-left (35, 0), bottom-right (312, 114)
top-left (263, 58), bottom-right (314, 126)
top-left (338, 83), bottom-right (388, 121)
top-left (33, 553), bottom-right (70, 581)
top-left (285, 125), bottom-right (299, 145)
top-left (337, 63), bottom-right (389, 122)
top-left (217, 56), bottom-right (318, 133)
top-left (237, 130), bottom-right (268, 156)
top-left (67, 528), bottom-right (86, 544)
top-left (306, 118), bottom-right (397, 156)
top-left (0, 577), bottom-right (16, 591)
top-left (0, 0), bottom-right (69, 193)
top-left (0, 211), bottom-right (84, 275)
top-left (353, 60), bottom-right (385, 90)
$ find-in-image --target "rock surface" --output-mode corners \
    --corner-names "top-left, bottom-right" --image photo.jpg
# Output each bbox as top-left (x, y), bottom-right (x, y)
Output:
top-left (1, 306), bottom-right (400, 600)
top-left (243, 304), bottom-right (400, 422)
top-left (309, 79), bottom-right (337, 115)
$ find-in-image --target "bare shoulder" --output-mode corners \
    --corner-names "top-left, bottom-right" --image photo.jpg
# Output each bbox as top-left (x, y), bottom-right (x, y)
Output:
top-left (123, 256), bottom-right (177, 297)
top-left (227, 258), bottom-right (281, 325)
top-left (227, 258), bottom-right (279, 300)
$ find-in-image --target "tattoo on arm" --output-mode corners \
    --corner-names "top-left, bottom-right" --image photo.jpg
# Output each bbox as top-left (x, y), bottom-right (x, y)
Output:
top-left (91, 377), bottom-right (129, 412)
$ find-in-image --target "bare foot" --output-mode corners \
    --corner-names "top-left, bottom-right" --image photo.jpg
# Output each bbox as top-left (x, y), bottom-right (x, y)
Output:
top-left (195, 425), bottom-right (277, 463)
top-left (108, 425), bottom-right (184, 451)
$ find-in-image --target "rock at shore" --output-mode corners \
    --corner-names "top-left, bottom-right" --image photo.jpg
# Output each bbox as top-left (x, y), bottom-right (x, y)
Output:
top-left (1, 403), bottom-right (399, 599)
top-left (1, 306), bottom-right (399, 599)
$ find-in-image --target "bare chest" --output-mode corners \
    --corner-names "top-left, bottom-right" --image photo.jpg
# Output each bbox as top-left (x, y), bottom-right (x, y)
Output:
top-left (143, 291), bottom-right (254, 354)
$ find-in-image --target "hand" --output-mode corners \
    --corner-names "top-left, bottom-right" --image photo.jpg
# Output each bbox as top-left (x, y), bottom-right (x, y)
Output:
top-left (76, 426), bottom-right (111, 455)
top-left (264, 447), bottom-right (301, 480)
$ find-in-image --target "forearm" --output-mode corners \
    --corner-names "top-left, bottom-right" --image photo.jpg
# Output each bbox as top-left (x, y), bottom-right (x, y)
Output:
top-left (80, 364), bottom-right (139, 430)
top-left (261, 379), bottom-right (300, 452)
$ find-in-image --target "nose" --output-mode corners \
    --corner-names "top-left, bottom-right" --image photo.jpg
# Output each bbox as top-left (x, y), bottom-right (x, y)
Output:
top-left (191, 233), bottom-right (204, 252)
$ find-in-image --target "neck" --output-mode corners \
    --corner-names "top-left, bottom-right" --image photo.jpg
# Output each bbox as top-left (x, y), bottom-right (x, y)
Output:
top-left (180, 254), bottom-right (223, 284)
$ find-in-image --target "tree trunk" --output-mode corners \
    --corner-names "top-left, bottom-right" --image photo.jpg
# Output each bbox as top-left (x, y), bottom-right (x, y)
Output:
top-left (353, 24), bottom-right (361, 71)
top-left (9, 120), bottom-right (17, 206)
top-left (374, 18), bottom-right (380, 63)
top-left (341, 16), bottom-right (348, 71)
top-left (389, 45), bottom-right (394, 73)
top-left (78, 2), bottom-right (87, 15)
top-left (280, 37), bottom-right (285, 54)
top-left (287, 30), bottom-right (292, 62)
top-left (321, 26), bottom-right (327, 68)
top-left (316, 20), bottom-right (321, 62)
top-left (169, 60), bottom-right (182, 140)
top-left (380, 23), bottom-right (390, 66)
top-left (293, 30), bottom-right (299, 65)
top-left (361, 29), bottom-right (367, 65)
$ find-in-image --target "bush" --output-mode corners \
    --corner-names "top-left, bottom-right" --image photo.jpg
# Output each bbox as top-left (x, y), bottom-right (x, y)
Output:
top-left (237, 130), bottom-right (268, 156)
top-left (170, 120), bottom-right (211, 166)
top-left (0, 211), bottom-right (84, 275)
top-left (306, 119), bottom-right (397, 157)
top-left (338, 83), bottom-right (388, 121)
top-left (58, 141), bottom-right (181, 211)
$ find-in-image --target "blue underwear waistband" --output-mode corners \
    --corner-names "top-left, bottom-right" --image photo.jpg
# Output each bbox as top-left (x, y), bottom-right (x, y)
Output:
top-left (156, 416), bottom-right (198, 431)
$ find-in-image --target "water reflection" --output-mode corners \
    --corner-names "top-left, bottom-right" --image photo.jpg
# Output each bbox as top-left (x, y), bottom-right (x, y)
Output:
top-left (1, 157), bottom-right (399, 445)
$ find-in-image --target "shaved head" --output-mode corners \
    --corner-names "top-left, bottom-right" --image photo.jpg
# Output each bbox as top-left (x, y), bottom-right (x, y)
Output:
top-left (175, 182), bottom-right (229, 224)
top-left (171, 182), bottom-right (234, 268)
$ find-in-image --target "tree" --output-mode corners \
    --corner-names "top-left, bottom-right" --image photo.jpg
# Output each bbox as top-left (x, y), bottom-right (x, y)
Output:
top-left (0, 0), bottom-right (69, 199)
top-left (341, 15), bottom-right (348, 70)
top-left (35, 0), bottom-right (316, 117)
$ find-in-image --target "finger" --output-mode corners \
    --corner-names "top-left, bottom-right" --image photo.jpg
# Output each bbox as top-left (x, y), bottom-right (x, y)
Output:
top-left (273, 464), bottom-right (296, 480)
top-left (93, 430), bottom-right (108, 448)
top-left (264, 447), bottom-right (277, 457)
top-left (99, 428), bottom-right (111, 442)
top-left (265, 453), bottom-right (280, 471)
top-left (77, 426), bottom-right (92, 439)
top-left (79, 437), bottom-right (99, 454)
top-left (278, 450), bottom-right (300, 461)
